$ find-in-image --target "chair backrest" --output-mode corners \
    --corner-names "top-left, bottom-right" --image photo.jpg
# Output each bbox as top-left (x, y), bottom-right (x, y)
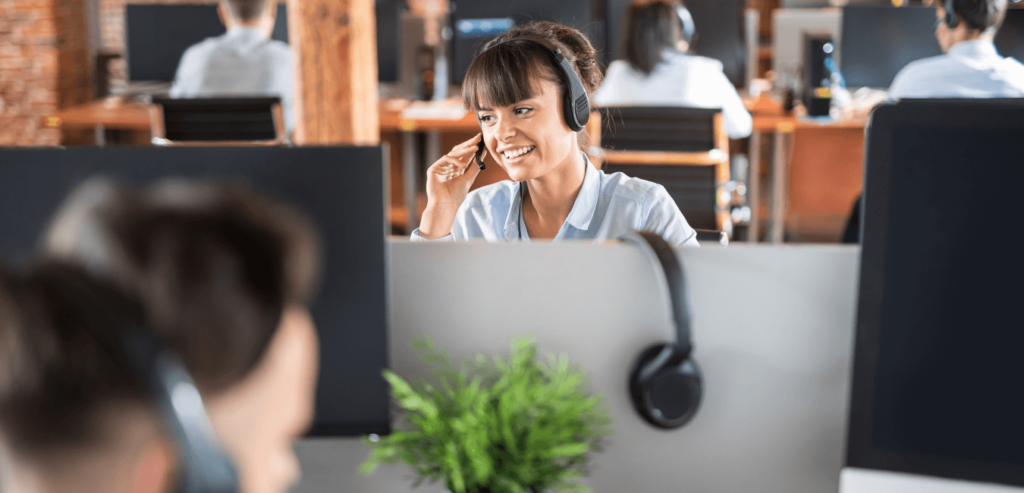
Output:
top-left (598, 106), bottom-right (721, 153)
top-left (595, 106), bottom-right (730, 232)
top-left (150, 97), bottom-right (284, 145)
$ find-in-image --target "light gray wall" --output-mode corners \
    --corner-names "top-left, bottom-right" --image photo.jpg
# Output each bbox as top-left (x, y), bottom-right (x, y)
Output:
top-left (294, 242), bottom-right (860, 493)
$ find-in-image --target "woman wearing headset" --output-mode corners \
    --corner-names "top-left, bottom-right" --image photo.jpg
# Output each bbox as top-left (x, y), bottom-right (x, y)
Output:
top-left (593, 0), bottom-right (752, 139)
top-left (414, 21), bottom-right (699, 246)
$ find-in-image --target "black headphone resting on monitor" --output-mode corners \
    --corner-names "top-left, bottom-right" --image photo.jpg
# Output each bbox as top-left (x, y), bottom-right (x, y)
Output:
top-left (57, 278), bottom-right (240, 493)
top-left (620, 231), bottom-right (704, 429)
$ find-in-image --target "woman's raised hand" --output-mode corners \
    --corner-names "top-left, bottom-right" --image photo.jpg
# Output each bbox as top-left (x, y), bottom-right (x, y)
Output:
top-left (417, 133), bottom-right (485, 239)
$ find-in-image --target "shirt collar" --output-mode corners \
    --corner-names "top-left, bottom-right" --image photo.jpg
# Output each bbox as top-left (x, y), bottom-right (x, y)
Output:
top-left (226, 26), bottom-right (268, 41)
top-left (502, 153), bottom-right (600, 240)
top-left (948, 40), bottom-right (1000, 59)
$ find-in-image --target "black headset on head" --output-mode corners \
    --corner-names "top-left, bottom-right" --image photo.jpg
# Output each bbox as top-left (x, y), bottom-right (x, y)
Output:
top-left (471, 35), bottom-right (592, 170)
top-left (620, 231), bottom-right (703, 429)
top-left (54, 273), bottom-right (239, 493)
top-left (941, 0), bottom-right (959, 29)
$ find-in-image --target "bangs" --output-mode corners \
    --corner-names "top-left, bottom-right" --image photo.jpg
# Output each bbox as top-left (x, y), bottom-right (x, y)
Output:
top-left (462, 41), bottom-right (560, 111)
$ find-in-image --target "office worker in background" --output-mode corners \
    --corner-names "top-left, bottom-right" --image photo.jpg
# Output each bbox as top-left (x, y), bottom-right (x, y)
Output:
top-left (845, 0), bottom-right (1024, 242)
top-left (415, 21), bottom-right (699, 246)
top-left (593, 0), bottom-right (752, 139)
top-left (889, 0), bottom-right (1024, 98)
top-left (170, 0), bottom-right (294, 132)
top-left (0, 180), bottom-right (322, 493)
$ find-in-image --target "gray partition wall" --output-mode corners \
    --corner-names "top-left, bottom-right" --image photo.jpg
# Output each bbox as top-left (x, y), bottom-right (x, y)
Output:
top-left (0, 146), bottom-right (391, 437)
top-left (296, 242), bottom-right (859, 493)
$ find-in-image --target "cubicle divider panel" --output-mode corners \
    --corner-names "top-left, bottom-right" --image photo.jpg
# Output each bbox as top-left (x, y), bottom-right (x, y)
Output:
top-left (296, 241), bottom-right (859, 493)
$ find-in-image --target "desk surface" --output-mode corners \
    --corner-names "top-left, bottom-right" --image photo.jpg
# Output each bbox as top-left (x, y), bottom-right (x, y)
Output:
top-left (44, 95), bottom-right (868, 133)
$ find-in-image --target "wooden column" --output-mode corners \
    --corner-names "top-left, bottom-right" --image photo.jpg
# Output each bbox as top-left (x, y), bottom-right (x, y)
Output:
top-left (288, 0), bottom-right (379, 144)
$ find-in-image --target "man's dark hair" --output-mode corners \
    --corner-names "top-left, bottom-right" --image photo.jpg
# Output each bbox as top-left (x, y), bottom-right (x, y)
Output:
top-left (949, 0), bottom-right (1009, 32)
top-left (222, 0), bottom-right (272, 23)
top-left (0, 262), bottom-right (151, 459)
top-left (0, 180), bottom-right (322, 459)
top-left (622, 0), bottom-right (687, 75)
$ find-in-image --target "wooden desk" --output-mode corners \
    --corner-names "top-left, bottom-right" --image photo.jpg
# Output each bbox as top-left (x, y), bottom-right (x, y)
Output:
top-left (46, 96), bottom-right (868, 242)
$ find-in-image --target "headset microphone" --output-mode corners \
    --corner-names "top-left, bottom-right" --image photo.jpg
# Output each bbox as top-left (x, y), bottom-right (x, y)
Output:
top-left (621, 231), bottom-right (704, 429)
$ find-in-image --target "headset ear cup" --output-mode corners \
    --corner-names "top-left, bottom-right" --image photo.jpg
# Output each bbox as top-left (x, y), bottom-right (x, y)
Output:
top-left (629, 343), bottom-right (704, 429)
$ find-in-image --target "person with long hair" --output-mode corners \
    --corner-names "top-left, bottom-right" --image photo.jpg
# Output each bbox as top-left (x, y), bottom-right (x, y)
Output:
top-left (593, 0), bottom-right (752, 139)
top-left (414, 21), bottom-right (699, 246)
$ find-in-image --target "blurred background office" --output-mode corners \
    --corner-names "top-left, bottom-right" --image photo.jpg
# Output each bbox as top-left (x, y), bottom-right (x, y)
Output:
top-left (3, 0), bottom-right (1024, 242)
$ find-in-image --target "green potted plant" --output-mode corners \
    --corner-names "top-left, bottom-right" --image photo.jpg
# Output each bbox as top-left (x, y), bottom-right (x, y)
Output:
top-left (361, 336), bottom-right (612, 493)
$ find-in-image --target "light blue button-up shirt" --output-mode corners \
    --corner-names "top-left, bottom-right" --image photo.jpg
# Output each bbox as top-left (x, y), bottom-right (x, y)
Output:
top-left (170, 27), bottom-right (294, 132)
top-left (412, 154), bottom-right (699, 246)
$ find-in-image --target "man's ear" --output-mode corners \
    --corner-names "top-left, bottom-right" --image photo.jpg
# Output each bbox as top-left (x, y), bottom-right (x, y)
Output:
top-left (216, 2), bottom-right (232, 29)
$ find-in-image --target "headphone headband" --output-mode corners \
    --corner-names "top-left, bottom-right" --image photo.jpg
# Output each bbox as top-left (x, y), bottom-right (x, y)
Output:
top-left (620, 231), bottom-right (694, 356)
top-left (483, 36), bottom-right (591, 132)
top-left (676, 5), bottom-right (696, 44)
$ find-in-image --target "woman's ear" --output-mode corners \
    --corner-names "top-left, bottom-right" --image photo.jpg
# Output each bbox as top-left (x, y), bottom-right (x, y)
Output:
top-left (676, 39), bottom-right (690, 53)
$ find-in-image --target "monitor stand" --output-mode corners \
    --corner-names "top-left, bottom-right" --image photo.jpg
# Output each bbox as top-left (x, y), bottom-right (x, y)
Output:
top-left (841, 469), bottom-right (1024, 493)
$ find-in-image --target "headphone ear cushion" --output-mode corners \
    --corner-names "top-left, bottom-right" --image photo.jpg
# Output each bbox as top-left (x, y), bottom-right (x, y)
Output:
top-left (629, 343), bottom-right (704, 429)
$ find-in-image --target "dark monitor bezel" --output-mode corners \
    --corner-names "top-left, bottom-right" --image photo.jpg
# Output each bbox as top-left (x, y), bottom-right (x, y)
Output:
top-left (848, 98), bottom-right (1024, 488)
top-left (839, 5), bottom-right (942, 89)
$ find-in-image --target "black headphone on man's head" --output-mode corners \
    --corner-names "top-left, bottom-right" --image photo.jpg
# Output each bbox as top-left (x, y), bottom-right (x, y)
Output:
top-left (476, 36), bottom-right (591, 132)
top-left (55, 273), bottom-right (239, 493)
top-left (941, 0), bottom-right (959, 29)
top-left (620, 231), bottom-right (703, 429)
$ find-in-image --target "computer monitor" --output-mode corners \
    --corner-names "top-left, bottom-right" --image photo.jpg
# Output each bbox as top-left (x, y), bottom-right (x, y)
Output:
top-left (772, 8), bottom-right (842, 88)
top-left (125, 2), bottom-right (400, 84)
top-left (995, 7), bottom-right (1024, 63)
top-left (125, 3), bottom-right (289, 83)
top-left (844, 99), bottom-right (1024, 492)
top-left (839, 5), bottom-right (942, 89)
top-left (448, 0), bottom-right (602, 84)
top-left (0, 146), bottom-right (391, 437)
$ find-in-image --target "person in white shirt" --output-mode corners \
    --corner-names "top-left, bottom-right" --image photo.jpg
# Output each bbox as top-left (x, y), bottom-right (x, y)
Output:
top-left (889, 0), bottom-right (1024, 99)
top-left (414, 21), bottom-right (698, 246)
top-left (170, 0), bottom-right (294, 132)
top-left (593, 0), bottom-right (752, 139)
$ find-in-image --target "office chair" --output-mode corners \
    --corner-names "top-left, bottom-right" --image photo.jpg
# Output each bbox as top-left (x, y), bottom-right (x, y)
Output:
top-left (149, 97), bottom-right (285, 146)
top-left (595, 106), bottom-right (732, 234)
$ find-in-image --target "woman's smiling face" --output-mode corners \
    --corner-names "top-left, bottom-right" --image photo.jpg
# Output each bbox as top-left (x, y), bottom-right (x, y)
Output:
top-left (476, 77), bottom-right (579, 182)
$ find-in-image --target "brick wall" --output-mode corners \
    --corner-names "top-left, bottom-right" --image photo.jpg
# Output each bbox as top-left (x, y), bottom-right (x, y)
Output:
top-left (1, 0), bottom-right (62, 145)
top-left (1, 0), bottom-right (93, 146)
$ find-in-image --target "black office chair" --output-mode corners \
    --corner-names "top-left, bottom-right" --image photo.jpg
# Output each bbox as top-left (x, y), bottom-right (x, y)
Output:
top-left (596, 106), bottom-right (731, 233)
top-left (150, 96), bottom-right (285, 146)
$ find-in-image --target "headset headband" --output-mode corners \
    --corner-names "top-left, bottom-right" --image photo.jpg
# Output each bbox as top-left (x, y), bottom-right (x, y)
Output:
top-left (484, 36), bottom-right (591, 131)
top-left (48, 272), bottom-right (239, 493)
top-left (676, 5), bottom-right (696, 44)
top-left (620, 231), bottom-right (694, 356)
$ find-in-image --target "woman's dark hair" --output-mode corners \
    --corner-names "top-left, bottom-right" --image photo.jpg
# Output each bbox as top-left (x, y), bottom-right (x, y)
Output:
top-left (622, 0), bottom-right (686, 75)
top-left (462, 21), bottom-right (603, 147)
top-left (0, 181), bottom-right (322, 459)
top-left (949, 0), bottom-right (1008, 32)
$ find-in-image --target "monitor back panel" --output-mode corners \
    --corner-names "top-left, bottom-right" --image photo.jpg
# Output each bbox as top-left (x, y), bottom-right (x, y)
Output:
top-left (0, 146), bottom-right (390, 436)
top-left (849, 100), bottom-right (1024, 487)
